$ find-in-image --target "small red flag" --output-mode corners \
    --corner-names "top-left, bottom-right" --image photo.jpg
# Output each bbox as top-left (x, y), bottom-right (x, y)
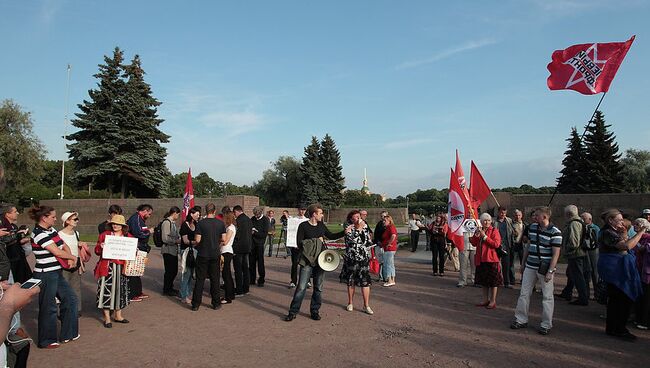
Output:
top-left (547, 36), bottom-right (635, 95)
top-left (469, 161), bottom-right (491, 213)
top-left (448, 168), bottom-right (468, 252)
top-left (455, 150), bottom-right (470, 201)
top-left (181, 168), bottom-right (195, 221)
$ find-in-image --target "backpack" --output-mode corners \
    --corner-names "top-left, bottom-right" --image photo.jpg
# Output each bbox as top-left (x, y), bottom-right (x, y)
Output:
top-left (570, 219), bottom-right (598, 251)
top-left (153, 219), bottom-right (171, 248)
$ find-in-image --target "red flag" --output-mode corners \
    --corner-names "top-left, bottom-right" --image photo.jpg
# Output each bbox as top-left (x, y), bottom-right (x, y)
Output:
top-left (547, 36), bottom-right (635, 95)
top-left (448, 168), bottom-right (468, 252)
top-left (455, 150), bottom-right (470, 201)
top-left (469, 161), bottom-right (491, 213)
top-left (181, 168), bottom-right (195, 221)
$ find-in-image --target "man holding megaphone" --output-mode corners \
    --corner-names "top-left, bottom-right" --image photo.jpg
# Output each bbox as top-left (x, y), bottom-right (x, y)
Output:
top-left (285, 204), bottom-right (347, 322)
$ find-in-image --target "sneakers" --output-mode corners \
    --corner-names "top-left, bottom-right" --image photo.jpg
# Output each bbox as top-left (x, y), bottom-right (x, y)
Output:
top-left (382, 282), bottom-right (395, 287)
top-left (62, 334), bottom-right (81, 343)
top-left (635, 324), bottom-right (649, 330)
top-left (346, 304), bottom-right (354, 312)
top-left (456, 283), bottom-right (465, 288)
top-left (363, 306), bottom-right (374, 315)
top-left (538, 327), bottom-right (551, 335)
top-left (130, 296), bottom-right (143, 302)
top-left (510, 321), bottom-right (528, 329)
top-left (288, 282), bottom-right (296, 289)
top-left (307, 282), bottom-right (312, 289)
top-left (44, 342), bottom-right (60, 349)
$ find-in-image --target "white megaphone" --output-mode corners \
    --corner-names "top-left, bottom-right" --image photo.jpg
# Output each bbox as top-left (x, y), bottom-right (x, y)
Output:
top-left (318, 249), bottom-right (341, 272)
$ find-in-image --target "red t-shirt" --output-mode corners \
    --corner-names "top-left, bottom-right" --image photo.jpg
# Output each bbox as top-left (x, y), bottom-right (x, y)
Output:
top-left (382, 224), bottom-right (398, 251)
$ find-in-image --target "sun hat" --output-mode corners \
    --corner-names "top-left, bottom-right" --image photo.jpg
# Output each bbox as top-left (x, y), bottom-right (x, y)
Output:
top-left (643, 209), bottom-right (650, 215)
top-left (61, 211), bottom-right (78, 224)
top-left (109, 214), bottom-right (127, 226)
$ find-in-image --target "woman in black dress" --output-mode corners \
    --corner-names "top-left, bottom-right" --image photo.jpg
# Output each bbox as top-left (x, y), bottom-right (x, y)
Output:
top-left (339, 210), bottom-right (374, 315)
top-left (179, 207), bottom-right (201, 305)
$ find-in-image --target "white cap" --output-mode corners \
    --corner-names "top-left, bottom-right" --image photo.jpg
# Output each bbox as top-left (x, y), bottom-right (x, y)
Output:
top-left (643, 209), bottom-right (650, 215)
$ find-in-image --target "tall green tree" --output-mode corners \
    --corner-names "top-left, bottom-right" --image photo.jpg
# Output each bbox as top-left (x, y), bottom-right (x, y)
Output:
top-left (118, 54), bottom-right (170, 197)
top-left (583, 111), bottom-right (623, 193)
top-left (300, 136), bottom-right (324, 206)
top-left (621, 149), bottom-right (650, 193)
top-left (557, 127), bottom-right (589, 193)
top-left (319, 134), bottom-right (345, 207)
top-left (68, 47), bottom-right (125, 194)
top-left (0, 99), bottom-right (46, 196)
top-left (68, 48), bottom-right (170, 198)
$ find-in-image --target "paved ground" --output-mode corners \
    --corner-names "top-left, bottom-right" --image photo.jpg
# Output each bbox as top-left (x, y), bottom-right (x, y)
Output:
top-left (24, 239), bottom-right (650, 368)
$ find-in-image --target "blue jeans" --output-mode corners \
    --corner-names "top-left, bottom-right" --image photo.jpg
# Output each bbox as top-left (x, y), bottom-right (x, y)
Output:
top-left (288, 263), bottom-right (324, 315)
top-left (179, 266), bottom-right (194, 300)
top-left (33, 270), bottom-right (78, 347)
top-left (382, 251), bottom-right (396, 280)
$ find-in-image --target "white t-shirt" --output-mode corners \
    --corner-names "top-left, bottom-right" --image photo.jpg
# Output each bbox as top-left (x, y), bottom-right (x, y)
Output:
top-left (222, 224), bottom-right (236, 254)
top-left (58, 229), bottom-right (79, 257)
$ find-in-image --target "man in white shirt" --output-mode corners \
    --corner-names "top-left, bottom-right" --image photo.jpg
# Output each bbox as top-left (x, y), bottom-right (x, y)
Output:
top-left (408, 214), bottom-right (424, 252)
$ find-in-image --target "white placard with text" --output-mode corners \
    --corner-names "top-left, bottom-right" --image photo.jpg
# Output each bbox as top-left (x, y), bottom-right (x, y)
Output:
top-left (102, 235), bottom-right (138, 260)
top-left (286, 217), bottom-right (308, 248)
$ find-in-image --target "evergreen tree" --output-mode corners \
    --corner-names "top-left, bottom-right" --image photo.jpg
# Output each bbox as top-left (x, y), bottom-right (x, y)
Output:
top-left (583, 111), bottom-right (623, 193)
top-left (68, 48), bottom-right (170, 198)
top-left (556, 127), bottom-right (589, 193)
top-left (300, 136), bottom-right (324, 206)
top-left (319, 134), bottom-right (345, 207)
top-left (68, 47), bottom-right (125, 193)
top-left (119, 55), bottom-right (170, 197)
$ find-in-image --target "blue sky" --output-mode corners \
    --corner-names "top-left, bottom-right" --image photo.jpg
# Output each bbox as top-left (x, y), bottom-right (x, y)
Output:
top-left (2, 0), bottom-right (649, 197)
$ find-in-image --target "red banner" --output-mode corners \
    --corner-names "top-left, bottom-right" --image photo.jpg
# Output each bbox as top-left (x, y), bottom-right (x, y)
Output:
top-left (448, 168), bottom-right (468, 252)
top-left (547, 36), bottom-right (634, 95)
top-left (181, 168), bottom-right (194, 221)
top-left (469, 161), bottom-right (491, 213)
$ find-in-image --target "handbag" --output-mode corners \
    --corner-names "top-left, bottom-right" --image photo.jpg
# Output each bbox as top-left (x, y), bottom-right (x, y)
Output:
top-left (124, 250), bottom-right (148, 277)
top-left (496, 246), bottom-right (508, 259)
top-left (186, 246), bottom-right (196, 268)
top-left (369, 247), bottom-right (380, 274)
top-left (595, 279), bottom-right (608, 305)
top-left (534, 233), bottom-right (550, 276)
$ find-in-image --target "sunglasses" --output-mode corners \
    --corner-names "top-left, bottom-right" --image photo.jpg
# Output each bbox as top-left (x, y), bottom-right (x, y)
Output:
top-left (70, 218), bottom-right (79, 222)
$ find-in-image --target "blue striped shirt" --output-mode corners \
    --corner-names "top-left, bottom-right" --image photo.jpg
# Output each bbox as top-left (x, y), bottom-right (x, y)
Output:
top-left (526, 223), bottom-right (562, 270)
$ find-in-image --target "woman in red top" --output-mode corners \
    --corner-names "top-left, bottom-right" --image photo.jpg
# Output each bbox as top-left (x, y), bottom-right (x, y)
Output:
top-left (471, 213), bottom-right (502, 309)
top-left (381, 215), bottom-right (398, 287)
top-left (95, 215), bottom-right (132, 328)
top-left (427, 213), bottom-right (449, 276)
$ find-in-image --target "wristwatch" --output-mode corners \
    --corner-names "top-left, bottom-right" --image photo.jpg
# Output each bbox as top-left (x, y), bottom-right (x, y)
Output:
top-left (548, 268), bottom-right (557, 274)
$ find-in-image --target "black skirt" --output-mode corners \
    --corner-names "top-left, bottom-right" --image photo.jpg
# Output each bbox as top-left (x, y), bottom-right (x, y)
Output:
top-left (475, 262), bottom-right (503, 288)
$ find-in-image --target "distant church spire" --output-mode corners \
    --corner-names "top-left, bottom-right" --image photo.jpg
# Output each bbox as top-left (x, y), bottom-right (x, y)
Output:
top-left (361, 168), bottom-right (370, 194)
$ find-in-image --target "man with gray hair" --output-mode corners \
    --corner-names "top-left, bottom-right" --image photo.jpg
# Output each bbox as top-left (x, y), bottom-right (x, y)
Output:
top-left (250, 206), bottom-right (270, 287)
top-left (558, 205), bottom-right (590, 306)
top-left (581, 212), bottom-right (600, 292)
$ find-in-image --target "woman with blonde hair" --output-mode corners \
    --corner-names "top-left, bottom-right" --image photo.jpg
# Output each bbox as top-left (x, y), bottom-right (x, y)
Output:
top-left (381, 215), bottom-right (398, 287)
top-left (221, 211), bottom-right (236, 304)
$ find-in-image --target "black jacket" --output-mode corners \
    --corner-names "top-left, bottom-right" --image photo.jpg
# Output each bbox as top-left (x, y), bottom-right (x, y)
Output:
top-left (251, 215), bottom-right (270, 247)
top-left (233, 213), bottom-right (253, 254)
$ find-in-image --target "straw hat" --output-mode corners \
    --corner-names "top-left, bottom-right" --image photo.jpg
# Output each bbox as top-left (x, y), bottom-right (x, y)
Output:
top-left (110, 214), bottom-right (127, 226)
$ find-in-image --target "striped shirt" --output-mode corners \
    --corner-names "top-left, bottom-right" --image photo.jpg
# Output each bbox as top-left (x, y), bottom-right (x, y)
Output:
top-left (31, 225), bottom-right (65, 273)
top-left (525, 223), bottom-right (562, 270)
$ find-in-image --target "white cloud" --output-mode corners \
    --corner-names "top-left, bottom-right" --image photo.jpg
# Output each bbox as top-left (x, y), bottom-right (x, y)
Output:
top-left (384, 138), bottom-right (436, 149)
top-left (198, 111), bottom-right (267, 137)
top-left (396, 38), bottom-right (498, 70)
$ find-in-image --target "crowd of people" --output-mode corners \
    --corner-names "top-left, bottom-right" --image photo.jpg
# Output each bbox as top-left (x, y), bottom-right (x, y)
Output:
top-left (1, 196), bottom-right (650, 367)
